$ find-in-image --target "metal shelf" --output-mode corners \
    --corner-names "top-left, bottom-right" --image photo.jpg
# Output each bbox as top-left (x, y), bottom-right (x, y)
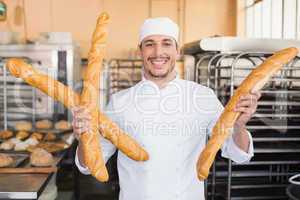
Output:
top-left (107, 59), bottom-right (143, 98)
top-left (193, 50), bottom-right (300, 200)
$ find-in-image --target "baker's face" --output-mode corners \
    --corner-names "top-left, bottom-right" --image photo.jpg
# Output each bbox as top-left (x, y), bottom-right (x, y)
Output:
top-left (139, 35), bottom-right (179, 79)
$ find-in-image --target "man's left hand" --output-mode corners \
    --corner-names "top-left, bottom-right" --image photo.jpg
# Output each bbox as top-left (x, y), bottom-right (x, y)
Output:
top-left (233, 91), bottom-right (261, 130)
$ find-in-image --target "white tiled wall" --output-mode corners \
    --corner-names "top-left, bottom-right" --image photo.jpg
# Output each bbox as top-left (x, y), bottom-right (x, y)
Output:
top-left (246, 0), bottom-right (299, 40)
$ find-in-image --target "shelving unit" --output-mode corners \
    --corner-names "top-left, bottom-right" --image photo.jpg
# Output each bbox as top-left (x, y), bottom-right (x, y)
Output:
top-left (193, 51), bottom-right (300, 200)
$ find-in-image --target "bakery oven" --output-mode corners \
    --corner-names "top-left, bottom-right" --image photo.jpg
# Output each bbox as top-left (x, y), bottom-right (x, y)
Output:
top-left (0, 43), bottom-right (81, 130)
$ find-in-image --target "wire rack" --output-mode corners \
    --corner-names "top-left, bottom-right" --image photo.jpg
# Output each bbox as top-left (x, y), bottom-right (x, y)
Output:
top-left (107, 59), bottom-right (143, 97)
top-left (195, 51), bottom-right (300, 200)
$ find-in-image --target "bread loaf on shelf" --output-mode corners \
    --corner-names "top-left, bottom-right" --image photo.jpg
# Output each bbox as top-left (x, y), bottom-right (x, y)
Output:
top-left (15, 121), bottom-right (32, 131)
top-left (36, 119), bottom-right (53, 129)
top-left (0, 153), bottom-right (14, 167)
top-left (30, 148), bottom-right (54, 167)
top-left (0, 130), bottom-right (13, 139)
top-left (54, 120), bottom-right (71, 130)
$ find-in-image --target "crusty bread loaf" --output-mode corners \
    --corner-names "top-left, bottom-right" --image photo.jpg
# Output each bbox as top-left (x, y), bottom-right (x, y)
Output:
top-left (16, 130), bottom-right (29, 140)
top-left (79, 13), bottom-right (110, 182)
top-left (0, 153), bottom-right (13, 167)
top-left (30, 132), bottom-right (43, 141)
top-left (36, 119), bottom-right (53, 129)
top-left (0, 140), bottom-right (14, 150)
top-left (44, 132), bottom-right (56, 141)
top-left (15, 121), bottom-right (32, 131)
top-left (30, 148), bottom-right (54, 167)
top-left (6, 55), bottom-right (149, 163)
top-left (54, 120), bottom-right (71, 130)
top-left (0, 130), bottom-right (13, 139)
top-left (197, 47), bottom-right (299, 180)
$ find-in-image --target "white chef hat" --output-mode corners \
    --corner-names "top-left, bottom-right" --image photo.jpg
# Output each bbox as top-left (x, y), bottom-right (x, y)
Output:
top-left (139, 17), bottom-right (179, 44)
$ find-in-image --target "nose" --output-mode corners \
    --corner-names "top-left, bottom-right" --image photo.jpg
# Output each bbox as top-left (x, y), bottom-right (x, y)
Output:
top-left (153, 44), bottom-right (163, 56)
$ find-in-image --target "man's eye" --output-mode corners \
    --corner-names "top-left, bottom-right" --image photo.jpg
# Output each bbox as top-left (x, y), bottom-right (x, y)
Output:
top-left (163, 43), bottom-right (172, 47)
top-left (145, 43), bottom-right (153, 47)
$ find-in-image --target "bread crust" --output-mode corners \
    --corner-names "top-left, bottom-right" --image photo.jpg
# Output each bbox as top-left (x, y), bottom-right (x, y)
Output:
top-left (36, 119), bottom-right (53, 129)
top-left (79, 13), bottom-right (110, 181)
top-left (0, 130), bottom-right (13, 139)
top-left (54, 120), bottom-right (71, 130)
top-left (30, 148), bottom-right (54, 167)
top-left (0, 153), bottom-right (13, 167)
top-left (15, 121), bottom-right (32, 131)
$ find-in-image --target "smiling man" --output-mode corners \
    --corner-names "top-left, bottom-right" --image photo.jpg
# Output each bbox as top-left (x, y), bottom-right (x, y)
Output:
top-left (73, 17), bottom-right (261, 200)
top-left (139, 18), bottom-right (179, 88)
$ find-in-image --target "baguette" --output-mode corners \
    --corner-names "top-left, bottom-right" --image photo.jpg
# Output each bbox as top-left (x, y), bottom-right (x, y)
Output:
top-left (5, 59), bottom-right (149, 161)
top-left (197, 47), bottom-right (299, 180)
top-left (79, 13), bottom-right (109, 181)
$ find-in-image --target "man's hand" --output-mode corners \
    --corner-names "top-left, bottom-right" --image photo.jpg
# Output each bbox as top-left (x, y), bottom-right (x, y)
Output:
top-left (233, 91), bottom-right (261, 130)
top-left (231, 91), bottom-right (261, 152)
top-left (71, 106), bottom-right (92, 166)
top-left (71, 106), bottom-right (92, 141)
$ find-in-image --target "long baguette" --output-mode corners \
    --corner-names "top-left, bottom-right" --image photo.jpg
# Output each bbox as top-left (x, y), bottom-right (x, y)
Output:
top-left (197, 47), bottom-right (299, 180)
top-left (79, 12), bottom-right (109, 182)
top-left (5, 59), bottom-right (149, 162)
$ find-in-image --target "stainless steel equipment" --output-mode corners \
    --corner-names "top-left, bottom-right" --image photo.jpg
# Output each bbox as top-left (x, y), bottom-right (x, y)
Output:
top-left (0, 44), bottom-right (81, 129)
top-left (0, 154), bottom-right (65, 199)
top-left (183, 37), bottom-right (300, 200)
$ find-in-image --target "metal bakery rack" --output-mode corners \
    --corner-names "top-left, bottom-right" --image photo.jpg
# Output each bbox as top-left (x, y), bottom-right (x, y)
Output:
top-left (107, 59), bottom-right (143, 98)
top-left (106, 58), bottom-right (185, 100)
top-left (183, 37), bottom-right (300, 200)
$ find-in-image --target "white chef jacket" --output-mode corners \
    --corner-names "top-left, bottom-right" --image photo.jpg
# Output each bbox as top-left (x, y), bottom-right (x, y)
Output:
top-left (75, 76), bottom-right (254, 200)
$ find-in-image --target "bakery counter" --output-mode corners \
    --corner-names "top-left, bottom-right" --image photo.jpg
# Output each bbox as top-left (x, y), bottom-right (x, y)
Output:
top-left (0, 173), bottom-right (54, 199)
top-left (0, 131), bottom-right (76, 200)
top-left (0, 148), bottom-right (70, 199)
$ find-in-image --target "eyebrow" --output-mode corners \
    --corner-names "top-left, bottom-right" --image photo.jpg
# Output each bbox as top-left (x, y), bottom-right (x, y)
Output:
top-left (162, 39), bottom-right (174, 43)
top-left (143, 38), bottom-right (174, 44)
top-left (143, 39), bottom-right (155, 44)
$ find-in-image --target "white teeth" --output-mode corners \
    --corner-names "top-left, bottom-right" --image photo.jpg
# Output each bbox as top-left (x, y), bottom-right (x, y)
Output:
top-left (150, 58), bottom-right (167, 65)
top-left (153, 61), bottom-right (164, 64)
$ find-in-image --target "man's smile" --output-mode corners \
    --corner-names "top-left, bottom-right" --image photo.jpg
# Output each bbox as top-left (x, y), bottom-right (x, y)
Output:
top-left (148, 56), bottom-right (170, 68)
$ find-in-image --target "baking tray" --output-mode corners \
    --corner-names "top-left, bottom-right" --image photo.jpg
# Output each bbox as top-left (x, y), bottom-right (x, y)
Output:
top-left (0, 128), bottom-right (72, 140)
top-left (0, 130), bottom-right (73, 155)
top-left (0, 153), bottom-right (28, 168)
top-left (0, 142), bottom-right (71, 155)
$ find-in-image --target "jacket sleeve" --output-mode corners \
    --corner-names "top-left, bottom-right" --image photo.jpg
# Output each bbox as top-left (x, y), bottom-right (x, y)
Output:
top-left (206, 89), bottom-right (254, 164)
top-left (75, 98), bottom-right (118, 175)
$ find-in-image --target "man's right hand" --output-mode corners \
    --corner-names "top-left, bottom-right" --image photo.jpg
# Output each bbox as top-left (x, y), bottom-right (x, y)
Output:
top-left (71, 106), bottom-right (92, 141)
top-left (71, 106), bottom-right (92, 167)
